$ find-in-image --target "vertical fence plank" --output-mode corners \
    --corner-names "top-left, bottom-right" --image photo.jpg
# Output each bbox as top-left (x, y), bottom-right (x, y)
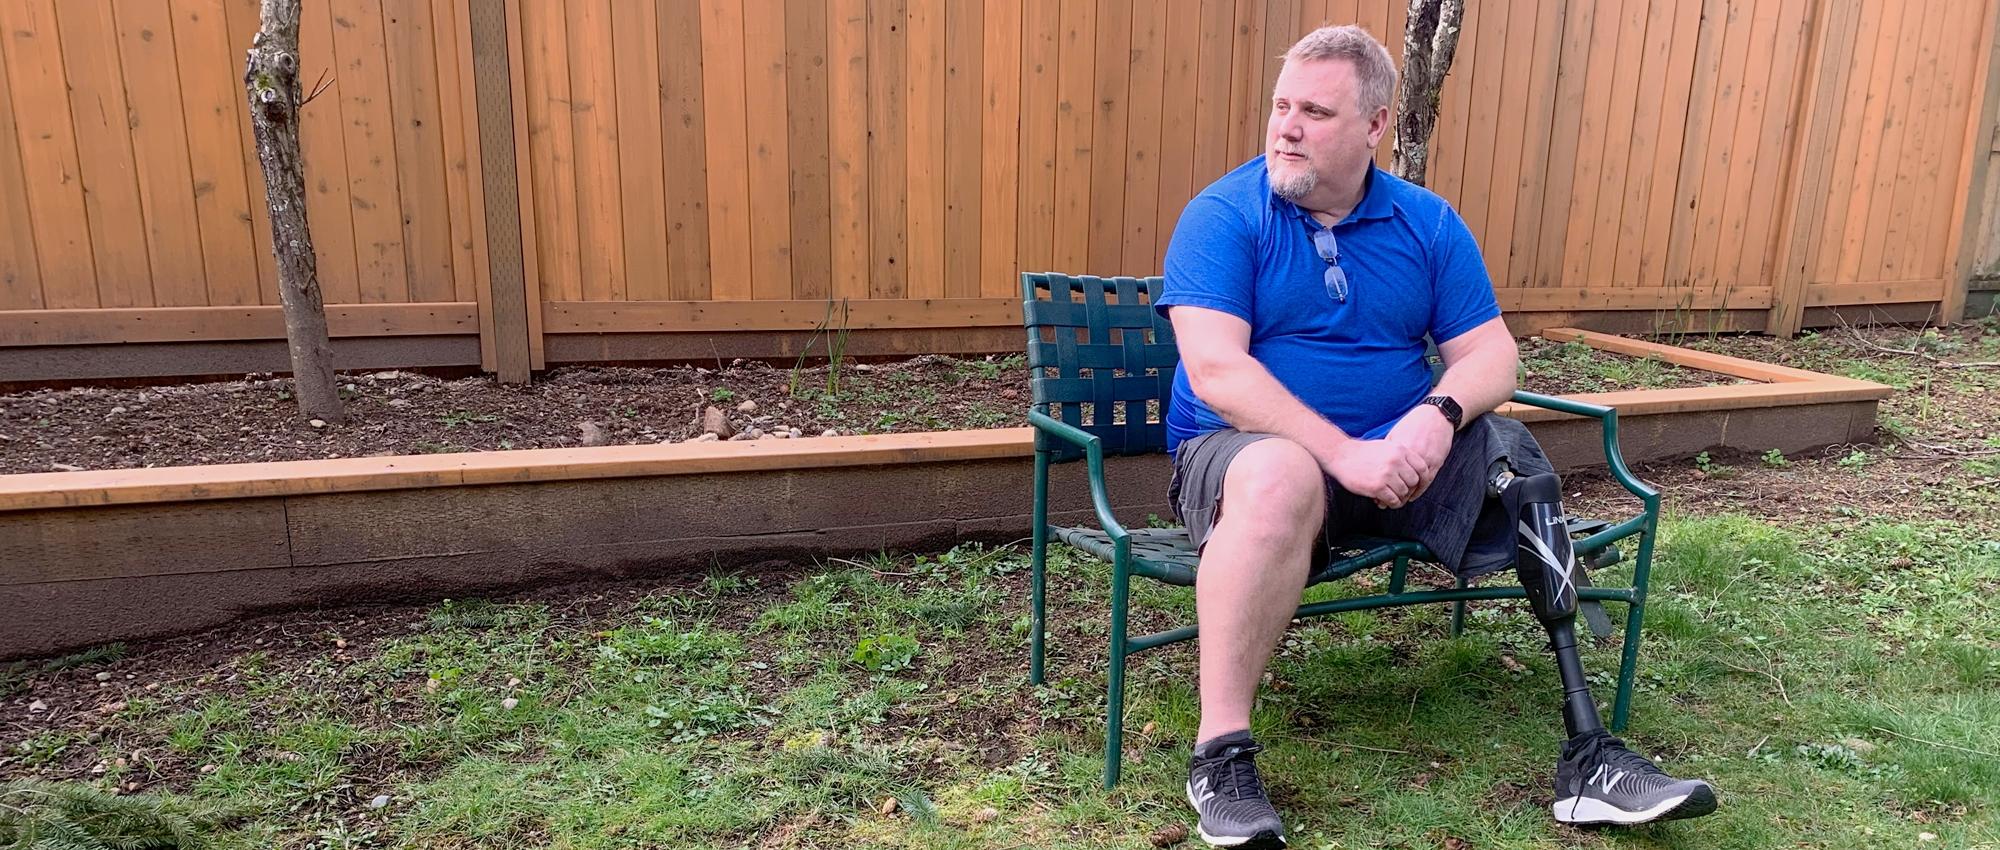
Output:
top-left (172, 0), bottom-right (261, 307)
top-left (1941, 0), bottom-right (2000, 321)
top-left (1189, 0), bottom-right (1234, 188)
top-left (979, 0), bottom-right (1021, 296)
top-left (613, 0), bottom-right (668, 301)
top-left (942, 0), bottom-right (982, 298)
top-left (787, 0), bottom-right (833, 300)
top-left (1015, 0), bottom-right (1059, 276)
top-left (1086, 0), bottom-right (1130, 274)
top-left (1738, 0), bottom-right (1811, 288)
top-left (660, 0), bottom-right (711, 301)
top-left (220, 0), bottom-right (282, 303)
top-left (1153, 0), bottom-right (1201, 272)
top-left (744, 0), bottom-right (792, 299)
top-left (1556, 0), bottom-right (1620, 290)
top-left (566, 0), bottom-right (625, 302)
top-left (431, 0), bottom-right (477, 303)
top-left (294, 0), bottom-right (361, 305)
top-left (1769, 0), bottom-right (1860, 334)
top-left (868, 0), bottom-right (908, 297)
top-left (0, 13), bottom-right (42, 309)
top-left (57, 0), bottom-right (154, 307)
top-left (1504, 0), bottom-right (1564, 290)
top-left (1583, 0), bottom-right (1647, 288)
top-left (905, 0), bottom-right (943, 298)
top-left (1051, 0), bottom-right (1095, 272)
top-left (1638, 0), bottom-right (1702, 290)
top-left (1120, 4), bottom-right (1165, 274)
top-left (1482, 0), bottom-right (1540, 291)
top-left (329, 0), bottom-right (413, 304)
top-left (1533, 0), bottom-right (1594, 288)
top-left (827, 0), bottom-right (870, 299)
top-left (1226, 0), bottom-right (1262, 170)
top-left (701, 0), bottom-right (753, 300)
top-left (115, 0), bottom-right (207, 307)
top-left (1879, 0), bottom-right (1951, 279)
top-left (384, 0), bottom-right (456, 303)
top-left (1841, 0), bottom-right (1917, 283)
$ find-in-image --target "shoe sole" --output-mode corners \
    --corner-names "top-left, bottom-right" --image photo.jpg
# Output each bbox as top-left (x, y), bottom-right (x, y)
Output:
top-left (1552, 783), bottom-right (1718, 826)
top-left (1185, 783), bottom-right (1287, 849)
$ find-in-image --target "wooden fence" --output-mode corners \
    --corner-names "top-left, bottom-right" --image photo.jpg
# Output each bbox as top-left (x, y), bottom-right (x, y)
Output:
top-left (2, 0), bottom-right (1998, 383)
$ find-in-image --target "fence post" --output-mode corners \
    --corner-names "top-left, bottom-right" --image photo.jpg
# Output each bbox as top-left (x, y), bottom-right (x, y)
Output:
top-left (465, 0), bottom-right (536, 383)
top-left (1943, 0), bottom-right (2000, 325)
top-left (1766, 0), bottom-right (1856, 337)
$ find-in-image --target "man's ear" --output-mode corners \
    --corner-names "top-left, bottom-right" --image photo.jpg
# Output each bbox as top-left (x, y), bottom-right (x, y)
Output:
top-left (1367, 105), bottom-right (1391, 147)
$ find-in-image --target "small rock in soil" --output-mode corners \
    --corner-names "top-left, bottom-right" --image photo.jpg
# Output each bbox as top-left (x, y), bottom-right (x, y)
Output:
top-left (370, 795), bottom-right (392, 809)
top-left (309, 419), bottom-right (326, 428)
top-left (737, 399), bottom-right (758, 414)
top-left (694, 433), bottom-right (719, 442)
top-left (28, 699), bottom-right (47, 712)
top-left (579, 421), bottom-right (610, 447)
top-left (388, 398), bottom-right (411, 408)
top-left (95, 672), bottom-right (112, 682)
top-left (822, 429), bottom-right (840, 437)
top-left (702, 406), bottom-right (735, 438)
top-left (501, 697), bottom-right (519, 710)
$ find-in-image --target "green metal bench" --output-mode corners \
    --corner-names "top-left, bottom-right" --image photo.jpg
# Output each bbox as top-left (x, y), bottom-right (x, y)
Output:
top-left (1020, 272), bottom-right (1663, 788)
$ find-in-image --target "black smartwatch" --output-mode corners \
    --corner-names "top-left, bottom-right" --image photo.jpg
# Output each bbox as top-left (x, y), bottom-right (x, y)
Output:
top-left (1419, 395), bottom-right (1463, 430)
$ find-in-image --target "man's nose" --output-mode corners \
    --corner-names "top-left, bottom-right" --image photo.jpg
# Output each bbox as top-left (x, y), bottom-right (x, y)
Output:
top-left (1275, 112), bottom-right (1304, 140)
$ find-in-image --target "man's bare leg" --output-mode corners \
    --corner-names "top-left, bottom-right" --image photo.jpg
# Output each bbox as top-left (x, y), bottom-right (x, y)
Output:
top-left (1193, 437), bottom-right (1323, 743)
top-left (1185, 437), bottom-right (1323, 849)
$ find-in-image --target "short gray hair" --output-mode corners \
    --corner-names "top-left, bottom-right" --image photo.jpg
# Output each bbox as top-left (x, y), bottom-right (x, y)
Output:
top-left (1283, 25), bottom-right (1398, 114)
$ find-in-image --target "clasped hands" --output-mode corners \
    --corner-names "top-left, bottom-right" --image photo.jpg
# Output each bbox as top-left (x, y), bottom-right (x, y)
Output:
top-left (1316, 405), bottom-right (1455, 509)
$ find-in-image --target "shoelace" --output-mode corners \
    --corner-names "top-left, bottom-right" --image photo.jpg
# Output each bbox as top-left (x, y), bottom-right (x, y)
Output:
top-left (1200, 743), bottom-right (1270, 802)
top-left (1568, 732), bottom-right (1667, 782)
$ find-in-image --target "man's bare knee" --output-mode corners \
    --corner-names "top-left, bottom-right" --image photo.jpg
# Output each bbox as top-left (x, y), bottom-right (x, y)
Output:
top-left (1217, 438), bottom-right (1325, 538)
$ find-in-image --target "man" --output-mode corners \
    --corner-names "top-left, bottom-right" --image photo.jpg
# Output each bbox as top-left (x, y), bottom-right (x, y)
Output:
top-left (1156, 25), bottom-right (1718, 849)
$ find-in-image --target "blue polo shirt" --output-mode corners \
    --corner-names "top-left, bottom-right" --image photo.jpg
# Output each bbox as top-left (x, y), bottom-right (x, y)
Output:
top-left (1156, 157), bottom-right (1500, 451)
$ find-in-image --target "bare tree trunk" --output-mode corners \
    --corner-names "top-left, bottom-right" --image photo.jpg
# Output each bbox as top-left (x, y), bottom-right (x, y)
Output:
top-left (1390, 0), bottom-right (1465, 187)
top-left (245, 0), bottom-right (343, 424)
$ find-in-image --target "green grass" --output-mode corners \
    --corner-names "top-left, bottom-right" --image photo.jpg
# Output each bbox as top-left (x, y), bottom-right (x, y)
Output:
top-left (3, 526), bottom-right (1996, 849)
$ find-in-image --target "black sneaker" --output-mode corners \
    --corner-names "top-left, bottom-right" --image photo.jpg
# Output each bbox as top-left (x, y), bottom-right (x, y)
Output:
top-left (1553, 730), bottom-right (1718, 826)
top-left (1185, 731), bottom-right (1286, 849)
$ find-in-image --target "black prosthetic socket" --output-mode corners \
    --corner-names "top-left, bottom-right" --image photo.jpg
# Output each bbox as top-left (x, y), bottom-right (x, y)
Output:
top-left (1491, 463), bottom-right (1605, 739)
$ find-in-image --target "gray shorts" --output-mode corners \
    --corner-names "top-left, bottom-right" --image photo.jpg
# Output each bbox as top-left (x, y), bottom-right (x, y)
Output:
top-left (1167, 414), bottom-right (1556, 578)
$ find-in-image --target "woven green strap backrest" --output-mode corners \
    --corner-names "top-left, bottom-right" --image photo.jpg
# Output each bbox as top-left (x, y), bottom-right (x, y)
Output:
top-left (1019, 272), bottom-right (1179, 462)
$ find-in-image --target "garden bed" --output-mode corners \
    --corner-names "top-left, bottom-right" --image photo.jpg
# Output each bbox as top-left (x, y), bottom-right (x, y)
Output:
top-left (3, 335), bottom-right (1749, 476)
top-left (0, 329), bottom-right (1891, 659)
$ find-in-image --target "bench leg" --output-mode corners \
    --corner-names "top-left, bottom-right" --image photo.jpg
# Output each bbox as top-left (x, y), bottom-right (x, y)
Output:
top-left (1450, 575), bottom-right (1469, 637)
top-left (1611, 596), bottom-right (1644, 733)
top-left (1103, 566), bottom-right (1131, 789)
top-left (1030, 454), bottom-right (1050, 686)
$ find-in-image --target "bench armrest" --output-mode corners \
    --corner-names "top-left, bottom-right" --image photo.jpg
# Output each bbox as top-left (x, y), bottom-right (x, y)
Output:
top-left (1027, 409), bottom-right (1132, 545)
top-left (1509, 390), bottom-right (1660, 511)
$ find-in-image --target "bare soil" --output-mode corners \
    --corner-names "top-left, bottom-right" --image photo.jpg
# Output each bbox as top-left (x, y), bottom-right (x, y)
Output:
top-left (0, 337), bottom-right (1745, 475)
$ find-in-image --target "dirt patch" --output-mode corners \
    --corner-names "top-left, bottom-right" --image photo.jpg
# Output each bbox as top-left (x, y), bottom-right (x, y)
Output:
top-left (0, 355), bottom-right (1030, 475)
top-left (4, 338), bottom-right (1751, 475)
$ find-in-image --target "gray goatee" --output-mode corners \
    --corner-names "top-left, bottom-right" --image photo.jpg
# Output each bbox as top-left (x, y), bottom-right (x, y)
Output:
top-left (1267, 154), bottom-right (1316, 200)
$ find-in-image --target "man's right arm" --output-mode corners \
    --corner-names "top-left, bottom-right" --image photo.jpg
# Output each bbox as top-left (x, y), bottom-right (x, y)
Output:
top-left (1170, 305), bottom-right (1421, 507)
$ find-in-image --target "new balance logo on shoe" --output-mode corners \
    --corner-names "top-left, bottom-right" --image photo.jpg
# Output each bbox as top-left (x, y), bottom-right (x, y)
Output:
top-left (1193, 776), bottom-right (1215, 803)
top-left (1589, 764), bottom-right (1628, 796)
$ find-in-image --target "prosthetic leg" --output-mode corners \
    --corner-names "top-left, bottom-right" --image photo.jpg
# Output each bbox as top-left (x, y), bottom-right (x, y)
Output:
top-left (1489, 462), bottom-right (1603, 738)
top-left (1490, 462), bottom-right (1720, 825)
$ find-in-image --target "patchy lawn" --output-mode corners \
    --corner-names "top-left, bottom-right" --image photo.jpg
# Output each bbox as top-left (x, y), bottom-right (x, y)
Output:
top-left (3, 319), bottom-right (1997, 848)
